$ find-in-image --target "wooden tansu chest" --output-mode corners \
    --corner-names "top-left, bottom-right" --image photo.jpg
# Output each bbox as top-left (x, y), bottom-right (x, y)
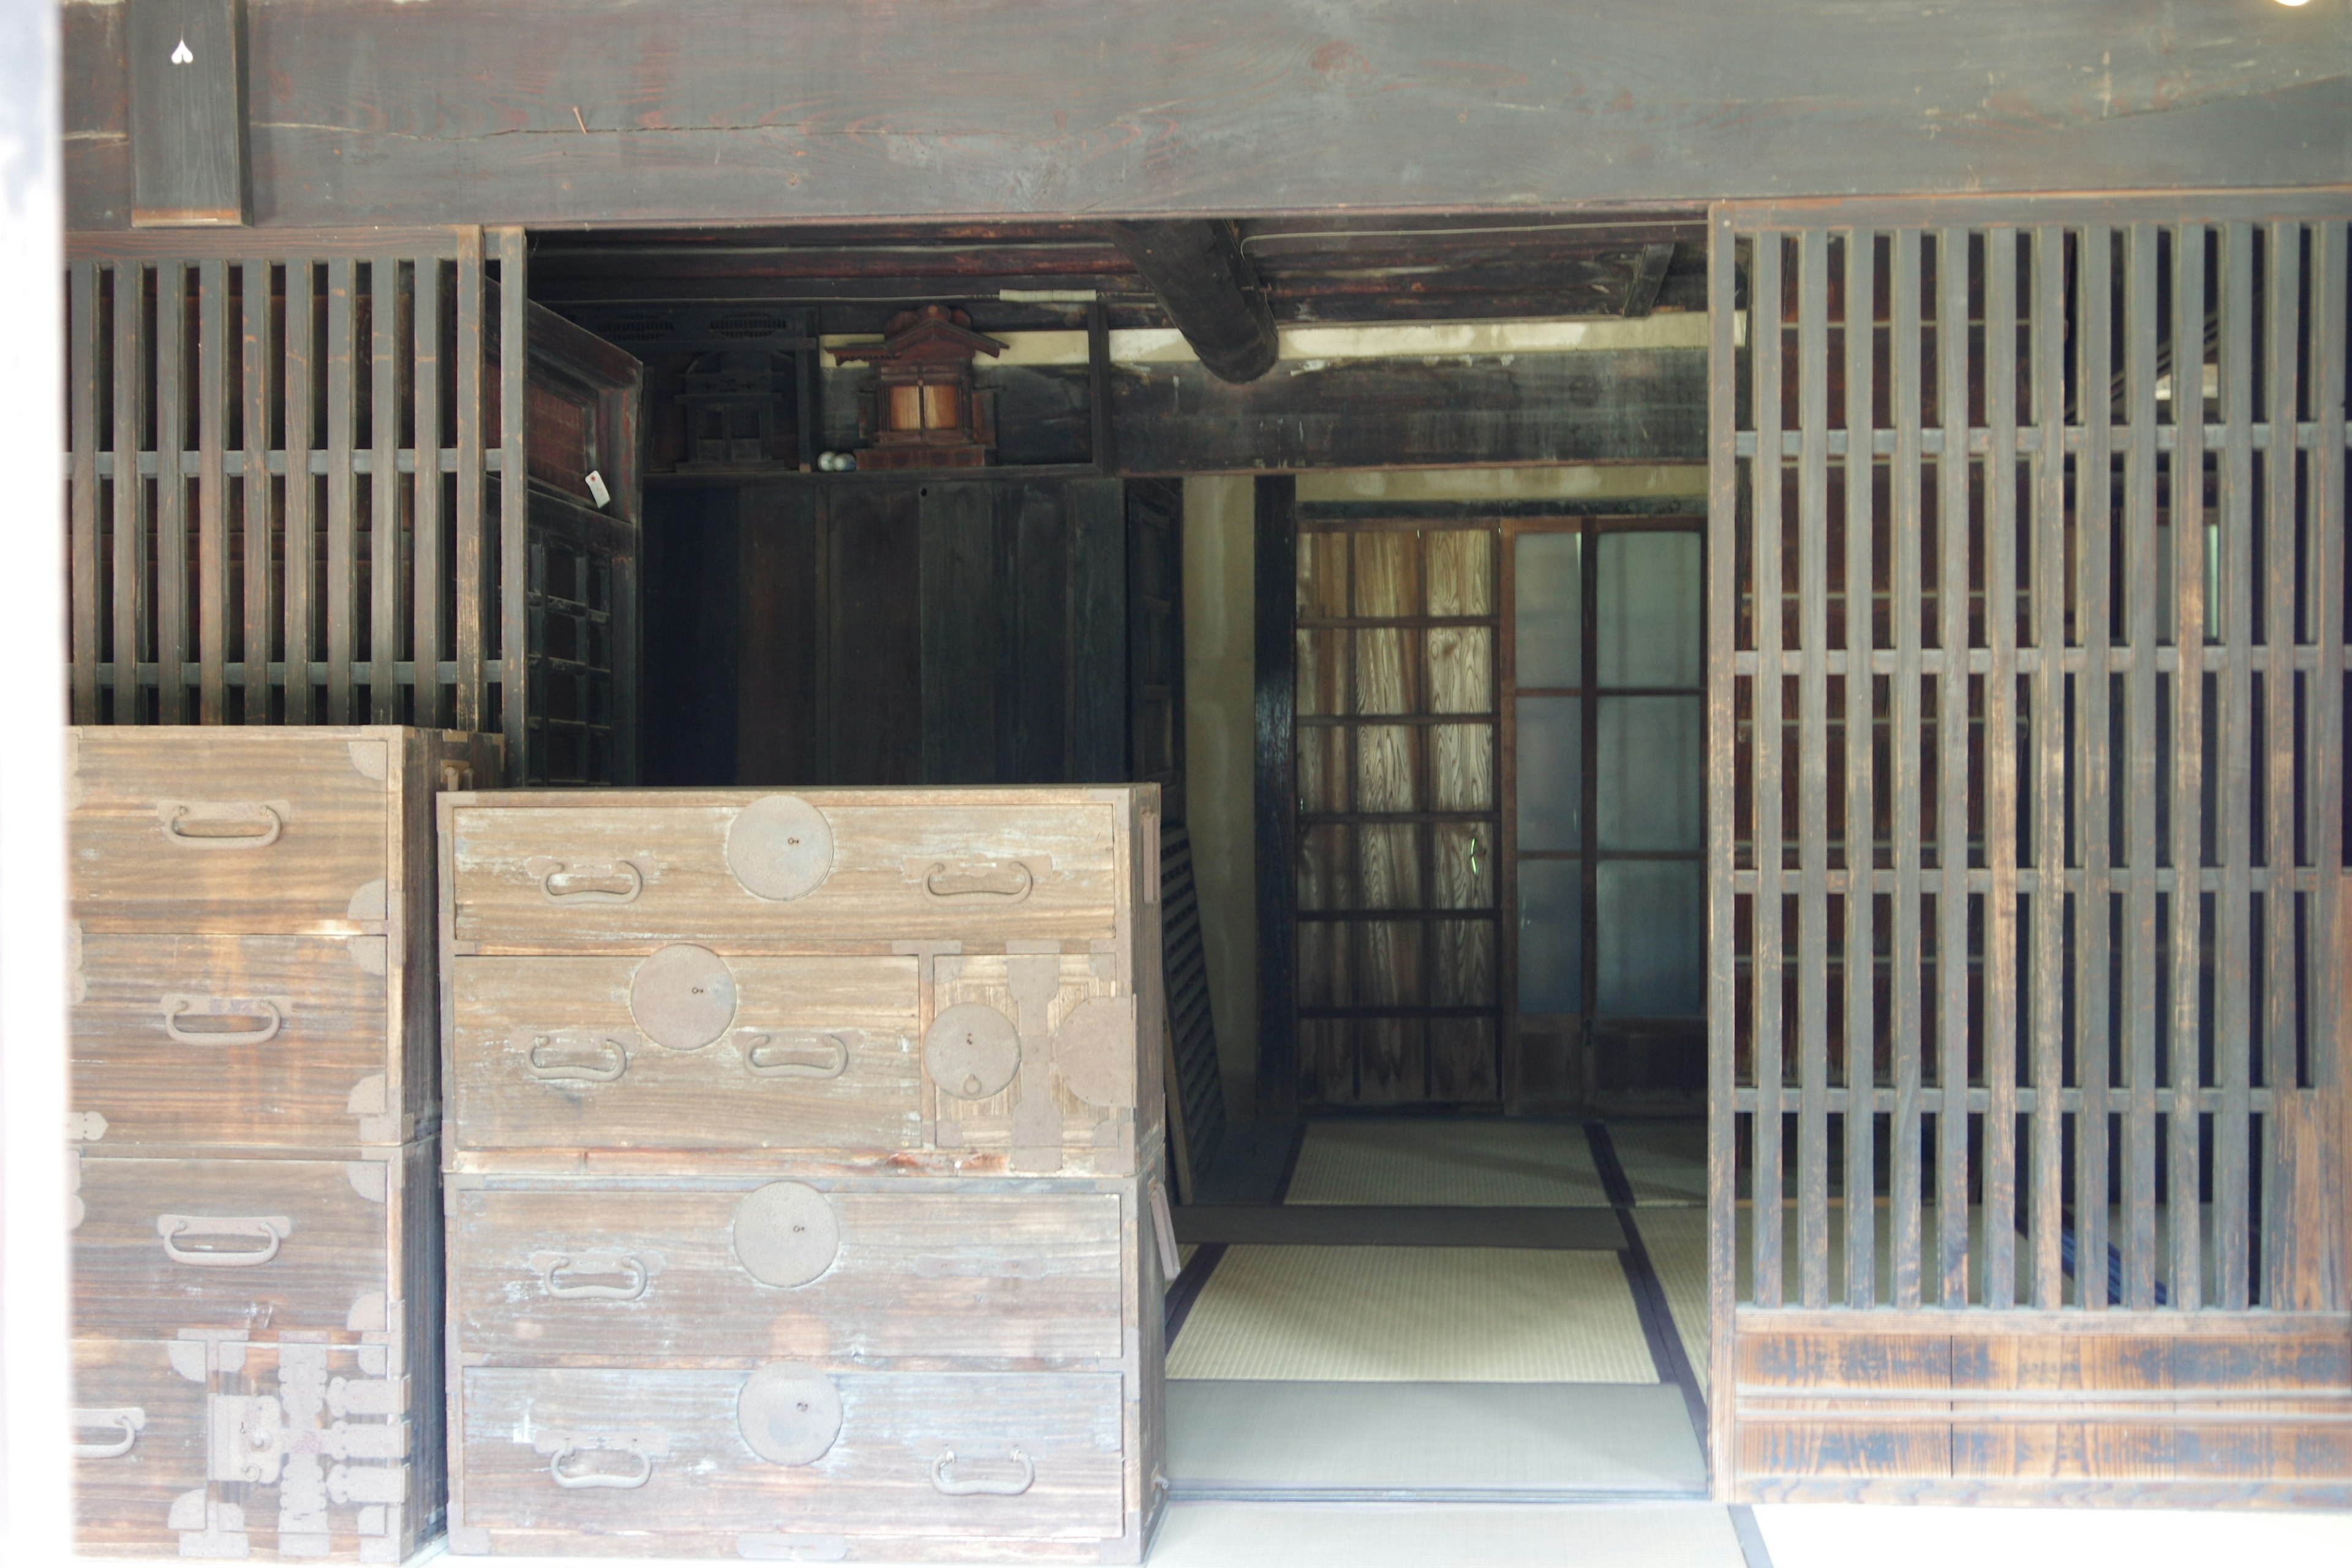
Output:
top-left (438, 786), bottom-right (1172, 1562)
top-left (68, 726), bottom-right (501, 1563)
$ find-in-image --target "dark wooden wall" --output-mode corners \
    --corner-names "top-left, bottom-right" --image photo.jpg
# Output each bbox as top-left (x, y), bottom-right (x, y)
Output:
top-left (63, 2), bottom-right (2346, 231)
top-left (641, 476), bottom-right (1181, 796)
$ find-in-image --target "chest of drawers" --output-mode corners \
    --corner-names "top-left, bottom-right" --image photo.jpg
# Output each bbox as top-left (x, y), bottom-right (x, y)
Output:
top-left (69, 726), bottom-right (500, 1563)
top-left (439, 788), bottom-right (1171, 1562)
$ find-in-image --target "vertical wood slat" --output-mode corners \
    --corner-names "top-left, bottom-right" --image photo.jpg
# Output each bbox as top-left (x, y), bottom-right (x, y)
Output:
top-left (1705, 209), bottom-right (1740, 1479)
top-left (69, 262), bottom-right (99, 723)
top-left (155, 259), bottom-right (188, 723)
top-left (111, 262), bottom-right (148, 722)
top-left (1795, 228), bottom-right (1832, 1310)
top-left (1834, 227), bottom-right (1872, 1316)
top-left (2028, 226), bottom-right (2068, 1311)
top-left (2120, 224), bottom-right (2162, 1310)
top-left (496, 227), bottom-right (530, 769)
top-left (1934, 227), bottom-right (1972, 1306)
top-left (2167, 221), bottom-right (2208, 1311)
top-left (1981, 224), bottom-right (2021, 1311)
top-left (372, 255), bottom-right (404, 722)
top-left (196, 259), bottom-right (228, 723)
top-left (282, 261), bottom-right (316, 724)
top-left (413, 257), bottom-right (447, 726)
top-left (1751, 230), bottom-right (1787, 1310)
top-left (1888, 227), bottom-right (1925, 1312)
top-left (455, 231), bottom-right (486, 731)
top-left (325, 257), bottom-right (356, 724)
top-left (2075, 225), bottom-right (2114, 1310)
top-left (2259, 221), bottom-right (2304, 1310)
top-left (1842, 227), bottom-right (1879, 1308)
top-left (241, 260), bottom-right (276, 724)
top-left (2311, 220), bottom-right (2348, 1313)
top-left (2215, 220), bottom-right (2256, 1310)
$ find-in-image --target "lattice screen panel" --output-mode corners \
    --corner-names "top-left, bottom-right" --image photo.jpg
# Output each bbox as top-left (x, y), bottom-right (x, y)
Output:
top-left (1709, 203), bottom-right (2346, 1322)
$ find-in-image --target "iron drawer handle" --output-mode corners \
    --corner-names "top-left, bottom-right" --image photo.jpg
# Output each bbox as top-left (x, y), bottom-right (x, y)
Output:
top-left (522, 1035), bottom-right (628, 1084)
top-left (541, 1254), bottom-right (650, 1301)
top-left (547, 1444), bottom-right (655, 1490)
top-left (742, 1032), bottom-right (851, 1080)
top-left (528, 857), bottom-right (645, 905)
top-left (931, 1447), bottom-right (1034, 1497)
top-left (162, 998), bottom-right (284, 1046)
top-left (72, 1407), bottom-right (146, 1459)
top-left (921, 862), bottom-right (1035, 903)
top-left (158, 801), bottom-right (284, 849)
top-left (156, 1213), bottom-right (288, 1267)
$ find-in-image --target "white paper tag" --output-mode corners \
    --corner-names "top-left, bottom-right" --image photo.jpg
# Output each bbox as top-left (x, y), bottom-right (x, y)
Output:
top-left (584, 469), bottom-right (611, 508)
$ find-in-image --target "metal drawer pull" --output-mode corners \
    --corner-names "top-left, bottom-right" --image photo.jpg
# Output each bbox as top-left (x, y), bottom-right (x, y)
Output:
top-left (931, 1447), bottom-right (1033, 1498)
top-left (921, 861), bottom-right (1034, 903)
top-left (742, 1032), bottom-right (851, 1080)
top-left (541, 1254), bottom-right (649, 1301)
top-left (72, 1407), bottom-right (146, 1459)
top-left (156, 1213), bottom-right (289, 1267)
top-left (158, 801), bottom-right (284, 849)
top-left (163, 998), bottom-right (283, 1046)
top-left (547, 1444), bottom-right (655, 1490)
top-left (527, 856), bottom-right (644, 905)
top-left (522, 1033), bottom-right (628, 1084)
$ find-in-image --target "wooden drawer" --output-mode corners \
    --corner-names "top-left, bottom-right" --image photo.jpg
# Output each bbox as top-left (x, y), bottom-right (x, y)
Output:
top-left (453, 1366), bottom-right (1126, 1551)
top-left (72, 932), bottom-right (417, 1150)
top-left (73, 728), bottom-right (393, 934)
top-left (450, 1179), bottom-right (1125, 1366)
top-left (72, 1142), bottom-right (432, 1342)
top-left (74, 1336), bottom-right (437, 1562)
top-left (447, 955), bottom-right (923, 1155)
top-left (445, 788), bottom-right (1128, 953)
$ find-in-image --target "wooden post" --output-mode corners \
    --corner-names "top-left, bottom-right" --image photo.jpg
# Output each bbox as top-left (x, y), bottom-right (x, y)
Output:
top-left (1254, 474), bottom-right (1298, 1119)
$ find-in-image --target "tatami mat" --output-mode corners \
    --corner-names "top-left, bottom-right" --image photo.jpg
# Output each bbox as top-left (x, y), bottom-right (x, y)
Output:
top-left (1286, 1119), bottom-right (1610, 1207)
top-left (1608, 1120), bottom-right (1707, 1206)
top-left (1631, 1207), bottom-right (1711, 1393)
top-left (1175, 1203), bottom-right (1621, 1250)
top-left (1167, 1380), bottom-right (1706, 1498)
top-left (1147, 1500), bottom-right (1747, 1567)
top-left (1167, 1245), bottom-right (1655, 1382)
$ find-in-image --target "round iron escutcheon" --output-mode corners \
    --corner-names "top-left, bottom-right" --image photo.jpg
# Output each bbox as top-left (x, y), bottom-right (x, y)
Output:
top-left (737, 1362), bottom-right (843, 1467)
top-left (731, 1181), bottom-right (841, 1289)
top-left (1052, 995), bottom-right (1134, 1109)
top-left (725, 794), bottom-right (836, 903)
top-left (628, 944), bottom-right (738, 1051)
top-left (924, 1003), bottom-right (1022, 1101)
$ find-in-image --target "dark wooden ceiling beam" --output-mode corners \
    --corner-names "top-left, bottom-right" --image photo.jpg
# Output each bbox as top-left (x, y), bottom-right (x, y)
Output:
top-left (1104, 221), bottom-right (1280, 384)
top-left (1621, 242), bottom-right (1677, 318)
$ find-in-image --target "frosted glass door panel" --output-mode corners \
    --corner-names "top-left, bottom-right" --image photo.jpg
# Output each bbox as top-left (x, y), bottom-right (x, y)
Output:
top-left (1513, 533), bottom-right (1581, 688)
top-left (1515, 696), bottom-right (1581, 851)
top-left (1518, 858), bottom-right (1583, 1014)
top-left (1596, 696), bottom-right (1703, 851)
top-left (1595, 860), bottom-right (1704, 1016)
top-left (1594, 532), bottom-right (1703, 688)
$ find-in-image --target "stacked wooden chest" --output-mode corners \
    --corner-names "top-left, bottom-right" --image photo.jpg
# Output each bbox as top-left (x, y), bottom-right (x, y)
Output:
top-left (439, 786), bottom-right (1173, 1561)
top-left (68, 726), bottom-right (501, 1561)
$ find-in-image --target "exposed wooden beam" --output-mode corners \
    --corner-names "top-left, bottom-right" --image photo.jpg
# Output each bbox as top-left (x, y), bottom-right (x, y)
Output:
top-left (1623, 241), bottom-right (1677, 318)
top-left (1104, 221), bottom-right (1278, 384)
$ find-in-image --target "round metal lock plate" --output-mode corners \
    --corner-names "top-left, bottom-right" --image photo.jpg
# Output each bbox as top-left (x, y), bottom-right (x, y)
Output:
top-left (628, 944), bottom-right (738, 1050)
top-left (726, 794), bottom-right (835, 903)
top-left (731, 1181), bottom-right (840, 1289)
top-left (737, 1362), bottom-right (842, 1467)
top-left (925, 1003), bottom-right (1022, 1101)
top-left (1053, 995), bottom-right (1134, 1109)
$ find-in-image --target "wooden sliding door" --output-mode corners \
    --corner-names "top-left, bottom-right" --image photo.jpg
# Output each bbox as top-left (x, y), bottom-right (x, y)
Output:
top-left (1708, 194), bottom-right (2350, 1503)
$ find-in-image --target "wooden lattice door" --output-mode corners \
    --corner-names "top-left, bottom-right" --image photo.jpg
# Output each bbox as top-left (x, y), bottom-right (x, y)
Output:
top-left (1708, 195), bottom-right (2349, 1502)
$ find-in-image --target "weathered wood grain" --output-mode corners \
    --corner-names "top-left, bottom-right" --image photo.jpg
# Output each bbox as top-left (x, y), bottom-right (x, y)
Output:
top-left (449, 1180), bottom-right (1124, 1366)
top-left (62, 2), bottom-right (2352, 230)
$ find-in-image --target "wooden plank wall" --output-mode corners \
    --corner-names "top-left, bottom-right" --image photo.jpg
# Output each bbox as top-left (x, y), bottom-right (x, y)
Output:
top-left (63, 230), bottom-right (511, 737)
top-left (1711, 196), bottom-right (2352, 1503)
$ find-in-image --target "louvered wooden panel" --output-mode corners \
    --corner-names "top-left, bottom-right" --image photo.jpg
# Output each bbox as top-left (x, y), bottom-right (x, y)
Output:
top-left (62, 228), bottom-right (643, 784)
top-left (1709, 195), bottom-right (2350, 1504)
